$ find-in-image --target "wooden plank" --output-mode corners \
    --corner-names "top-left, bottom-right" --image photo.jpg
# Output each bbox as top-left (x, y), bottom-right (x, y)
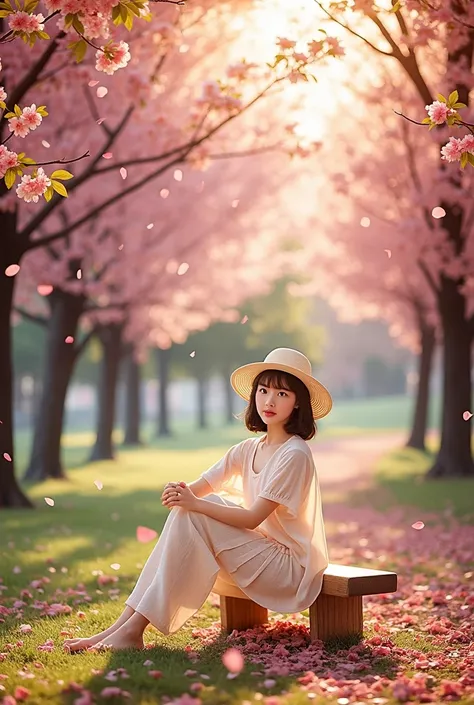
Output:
top-left (220, 596), bottom-right (268, 634)
top-left (310, 594), bottom-right (363, 642)
top-left (322, 563), bottom-right (397, 597)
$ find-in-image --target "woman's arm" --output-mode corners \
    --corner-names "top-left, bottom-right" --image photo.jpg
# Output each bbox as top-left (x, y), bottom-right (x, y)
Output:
top-left (193, 495), bottom-right (279, 530)
top-left (188, 477), bottom-right (214, 498)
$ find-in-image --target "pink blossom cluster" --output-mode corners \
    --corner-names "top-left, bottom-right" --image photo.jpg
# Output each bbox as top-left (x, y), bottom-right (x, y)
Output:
top-left (425, 100), bottom-right (456, 125)
top-left (0, 145), bottom-right (19, 178)
top-left (8, 104), bottom-right (43, 138)
top-left (95, 41), bottom-right (131, 75)
top-left (8, 11), bottom-right (45, 34)
top-left (441, 134), bottom-right (474, 162)
top-left (16, 168), bottom-right (51, 203)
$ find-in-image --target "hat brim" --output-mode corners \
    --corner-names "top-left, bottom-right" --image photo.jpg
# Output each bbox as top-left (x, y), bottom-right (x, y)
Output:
top-left (230, 362), bottom-right (333, 420)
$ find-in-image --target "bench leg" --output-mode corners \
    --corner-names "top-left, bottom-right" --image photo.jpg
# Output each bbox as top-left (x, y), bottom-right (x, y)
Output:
top-left (220, 596), bottom-right (268, 634)
top-left (309, 594), bottom-right (363, 642)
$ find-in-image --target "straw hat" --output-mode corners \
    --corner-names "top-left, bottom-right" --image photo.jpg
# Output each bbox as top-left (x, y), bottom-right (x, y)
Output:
top-left (231, 348), bottom-right (333, 420)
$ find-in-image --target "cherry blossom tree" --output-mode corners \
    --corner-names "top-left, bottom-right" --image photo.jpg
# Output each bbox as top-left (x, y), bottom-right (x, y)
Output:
top-left (0, 2), bottom-right (339, 504)
top-left (313, 0), bottom-right (473, 476)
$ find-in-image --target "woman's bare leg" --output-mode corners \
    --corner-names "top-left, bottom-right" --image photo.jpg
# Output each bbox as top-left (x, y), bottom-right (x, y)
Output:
top-left (63, 605), bottom-right (136, 652)
top-left (91, 611), bottom-right (149, 651)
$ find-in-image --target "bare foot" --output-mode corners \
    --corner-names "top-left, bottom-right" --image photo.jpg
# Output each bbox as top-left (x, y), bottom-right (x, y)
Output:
top-left (64, 628), bottom-right (119, 653)
top-left (89, 623), bottom-right (144, 652)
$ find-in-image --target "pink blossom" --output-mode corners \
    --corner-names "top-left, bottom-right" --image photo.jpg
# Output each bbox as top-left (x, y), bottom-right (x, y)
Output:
top-left (277, 37), bottom-right (296, 50)
top-left (425, 100), bottom-right (454, 124)
top-left (0, 145), bottom-right (19, 178)
top-left (326, 37), bottom-right (345, 56)
top-left (0, 86), bottom-right (7, 102)
top-left (95, 41), bottom-right (131, 75)
top-left (9, 11), bottom-right (45, 33)
top-left (307, 40), bottom-right (323, 56)
top-left (440, 136), bottom-right (465, 162)
top-left (8, 116), bottom-right (30, 138)
top-left (14, 685), bottom-right (31, 701)
top-left (460, 134), bottom-right (474, 154)
top-left (16, 168), bottom-right (51, 203)
top-left (20, 105), bottom-right (43, 131)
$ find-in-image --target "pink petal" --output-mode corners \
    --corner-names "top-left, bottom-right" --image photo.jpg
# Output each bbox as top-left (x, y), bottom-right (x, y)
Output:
top-left (37, 284), bottom-right (53, 296)
top-left (120, 167), bottom-right (127, 179)
top-left (462, 411), bottom-right (472, 421)
top-left (432, 206), bottom-right (446, 219)
top-left (232, 199), bottom-right (239, 208)
top-left (65, 336), bottom-right (74, 344)
top-left (110, 563), bottom-right (120, 570)
top-left (102, 152), bottom-right (113, 159)
top-left (94, 480), bottom-right (103, 490)
top-left (41, 140), bottom-right (50, 148)
top-left (240, 315), bottom-right (248, 324)
top-left (384, 249), bottom-right (392, 258)
top-left (222, 647), bottom-right (244, 673)
top-left (190, 351), bottom-right (196, 358)
top-left (147, 223), bottom-right (154, 230)
top-left (160, 189), bottom-right (169, 199)
top-left (97, 118), bottom-right (106, 125)
top-left (89, 80), bottom-right (99, 87)
top-left (5, 264), bottom-right (20, 277)
top-left (411, 521), bottom-right (425, 530)
top-left (44, 497), bottom-right (55, 507)
top-left (96, 86), bottom-right (108, 98)
top-left (136, 526), bottom-right (158, 543)
top-left (118, 244), bottom-right (124, 251)
top-left (3, 452), bottom-right (12, 462)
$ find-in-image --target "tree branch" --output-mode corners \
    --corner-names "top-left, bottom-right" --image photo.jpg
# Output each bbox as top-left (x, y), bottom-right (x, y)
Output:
top-left (6, 31), bottom-right (63, 109)
top-left (313, 1), bottom-right (394, 57)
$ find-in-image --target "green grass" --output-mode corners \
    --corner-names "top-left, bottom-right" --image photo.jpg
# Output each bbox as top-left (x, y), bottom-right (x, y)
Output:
top-left (348, 442), bottom-right (474, 522)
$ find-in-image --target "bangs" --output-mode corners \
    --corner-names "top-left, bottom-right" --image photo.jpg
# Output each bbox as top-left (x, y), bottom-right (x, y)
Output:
top-left (256, 370), bottom-right (295, 392)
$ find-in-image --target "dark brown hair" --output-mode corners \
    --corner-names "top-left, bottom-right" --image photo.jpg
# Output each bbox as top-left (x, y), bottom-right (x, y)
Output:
top-left (242, 369), bottom-right (317, 441)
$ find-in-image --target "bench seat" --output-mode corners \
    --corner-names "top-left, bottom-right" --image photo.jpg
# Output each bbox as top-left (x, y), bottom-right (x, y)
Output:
top-left (212, 563), bottom-right (398, 642)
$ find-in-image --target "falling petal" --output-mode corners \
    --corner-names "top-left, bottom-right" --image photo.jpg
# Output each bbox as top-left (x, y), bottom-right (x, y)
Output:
top-left (89, 80), bottom-right (100, 87)
top-left (37, 284), bottom-right (53, 296)
top-left (360, 217), bottom-right (370, 228)
top-left (5, 264), bottom-right (20, 277)
top-left (222, 648), bottom-right (244, 673)
top-left (240, 315), bottom-right (248, 324)
top-left (102, 152), bottom-right (113, 159)
top-left (65, 336), bottom-right (74, 344)
top-left (231, 200), bottom-right (239, 208)
top-left (110, 563), bottom-right (121, 570)
top-left (190, 351), bottom-right (196, 358)
top-left (384, 249), bottom-right (392, 258)
top-left (3, 452), bottom-right (12, 462)
top-left (19, 624), bottom-right (32, 633)
top-left (177, 262), bottom-right (189, 276)
top-left (76, 269), bottom-right (82, 280)
top-left (432, 206), bottom-right (446, 219)
top-left (412, 521), bottom-right (425, 530)
top-left (118, 244), bottom-right (124, 251)
top-left (136, 526), bottom-right (158, 543)
top-left (94, 480), bottom-right (103, 490)
top-left (97, 86), bottom-right (108, 98)
top-left (97, 117), bottom-right (106, 125)
top-left (462, 411), bottom-right (472, 421)
top-left (44, 497), bottom-right (55, 507)
top-left (13, 566), bottom-right (21, 574)
top-left (174, 169), bottom-right (183, 182)
top-left (147, 223), bottom-right (154, 230)
top-left (160, 189), bottom-right (169, 199)
top-left (120, 167), bottom-right (127, 180)
top-left (41, 140), bottom-right (50, 148)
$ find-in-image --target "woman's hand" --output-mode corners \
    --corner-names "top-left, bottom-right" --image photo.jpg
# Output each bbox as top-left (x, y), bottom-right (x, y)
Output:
top-left (164, 482), bottom-right (198, 511)
top-left (161, 482), bottom-right (178, 508)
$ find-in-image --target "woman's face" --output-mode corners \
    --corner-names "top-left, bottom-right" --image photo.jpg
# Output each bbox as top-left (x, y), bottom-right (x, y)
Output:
top-left (255, 382), bottom-right (297, 427)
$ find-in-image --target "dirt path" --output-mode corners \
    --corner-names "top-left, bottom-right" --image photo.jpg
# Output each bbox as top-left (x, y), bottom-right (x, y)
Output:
top-left (309, 432), bottom-right (406, 491)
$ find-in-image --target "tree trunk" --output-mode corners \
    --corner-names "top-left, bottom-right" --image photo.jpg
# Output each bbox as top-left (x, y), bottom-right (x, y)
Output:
top-left (90, 324), bottom-right (123, 461)
top-left (197, 376), bottom-right (208, 429)
top-left (222, 369), bottom-right (235, 424)
top-left (427, 279), bottom-right (473, 477)
top-left (23, 290), bottom-right (85, 482)
top-left (155, 347), bottom-right (171, 437)
top-left (406, 323), bottom-right (436, 452)
top-left (123, 352), bottom-right (142, 446)
top-left (0, 218), bottom-right (32, 506)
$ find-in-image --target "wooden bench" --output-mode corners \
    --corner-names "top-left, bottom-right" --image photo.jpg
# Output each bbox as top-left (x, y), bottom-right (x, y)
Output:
top-left (213, 563), bottom-right (398, 643)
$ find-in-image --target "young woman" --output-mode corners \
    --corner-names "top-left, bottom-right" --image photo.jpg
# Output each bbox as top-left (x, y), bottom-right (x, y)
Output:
top-left (64, 347), bottom-right (332, 652)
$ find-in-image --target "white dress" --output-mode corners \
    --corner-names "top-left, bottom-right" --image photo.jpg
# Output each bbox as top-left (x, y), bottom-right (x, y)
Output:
top-left (125, 435), bottom-right (329, 635)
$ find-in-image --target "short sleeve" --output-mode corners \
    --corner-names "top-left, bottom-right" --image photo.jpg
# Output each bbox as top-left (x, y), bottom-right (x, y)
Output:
top-left (200, 442), bottom-right (244, 493)
top-left (258, 449), bottom-right (313, 518)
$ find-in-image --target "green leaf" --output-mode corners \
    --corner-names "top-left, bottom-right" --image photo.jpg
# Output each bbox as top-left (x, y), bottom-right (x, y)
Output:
top-left (421, 117), bottom-right (432, 124)
top-left (4, 168), bottom-right (16, 189)
top-left (120, 3), bottom-right (128, 23)
top-left (0, 3), bottom-right (13, 10)
top-left (468, 153), bottom-right (474, 167)
top-left (460, 151), bottom-right (468, 169)
top-left (124, 8), bottom-right (134, 31)
top-left (127, 2), bottom-right (142, 17)
top-left (72, 15), bottom-right (85, 34)
top-left (44, 186), bottom-right (54, 202)
top-left (51, 180), bottom-right (68, 198)
top-left (0, 10), bottom-right (12, 17)
top-left (448, 90), bottom-right (459, 105)
top-left (0, 101), bottom-right (5, 110)
top-left (51, 169), bottom-right (73, 180)
top-left (453, 102), bottom-right (467, 109)
top-left (37, 30), bottom-right (50, 40)
top-left (436, 93), bottom-right (446, 103)
top-left (71, 38), bottom-right (87, 63)
top-left (24, 0), bottom-right (39, 12)
top-left (13, 103), bottom-right (22, 117)
top-left (64, 13), bottom-right (74, 29)
top-left (21, 157), bottom-right (36, 166)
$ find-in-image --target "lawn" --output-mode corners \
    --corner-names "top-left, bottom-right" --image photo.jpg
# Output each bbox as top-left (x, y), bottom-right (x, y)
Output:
top-left (1, 417), bottom-right (473, 705)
